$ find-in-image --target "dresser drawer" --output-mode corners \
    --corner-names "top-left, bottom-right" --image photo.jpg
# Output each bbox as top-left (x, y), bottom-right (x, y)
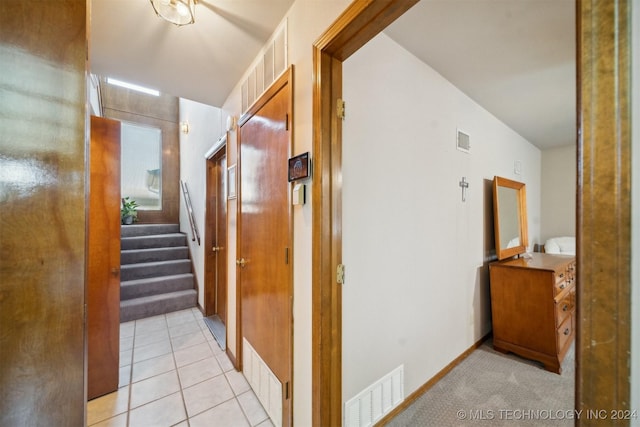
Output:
top-left (554, 271), bottom-right (571, 295)
top-left (567, 261), bottom-right (576, 278)
top-left (556, 314), bottom-right (573, 351)
top-left (555, 289), bottom-right (574, 325)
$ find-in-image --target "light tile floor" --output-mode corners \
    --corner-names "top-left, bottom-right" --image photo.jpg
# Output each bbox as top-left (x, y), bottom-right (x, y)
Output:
top-left (88, 308), bottom-right (273, 427)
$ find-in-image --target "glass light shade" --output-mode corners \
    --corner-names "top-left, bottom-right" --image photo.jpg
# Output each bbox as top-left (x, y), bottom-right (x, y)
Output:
top-left (150, 0), bottom-right (195, 26)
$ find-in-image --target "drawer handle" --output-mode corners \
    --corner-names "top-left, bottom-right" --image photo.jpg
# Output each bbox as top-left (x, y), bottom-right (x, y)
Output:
top-left (563, 328), bottom-right (570, 336)
top-left (562, 304), bottom-right (569, 312)
top-left (559, 273), bottom-right (564, 279)
top-left (559, 283), bottom-right (566, 290)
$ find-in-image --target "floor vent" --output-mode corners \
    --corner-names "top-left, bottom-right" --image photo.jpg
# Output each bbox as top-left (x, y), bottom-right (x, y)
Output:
top-left (344, 365), bottom-right (404, 427)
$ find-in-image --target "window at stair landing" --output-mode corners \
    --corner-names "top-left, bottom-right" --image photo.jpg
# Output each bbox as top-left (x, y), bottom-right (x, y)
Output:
top-left (121, 121), bottom-right (162, 210)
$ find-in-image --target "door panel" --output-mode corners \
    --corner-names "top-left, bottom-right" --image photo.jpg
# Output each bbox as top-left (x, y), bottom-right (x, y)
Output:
top-left (216, 153), bottom-right (228, 322)
top-left (239, 77), bottom-right (292, 425)
top-left (88, 115), bottom-right (121, 400)
top-left (205, 150), bottom-right (228, 322)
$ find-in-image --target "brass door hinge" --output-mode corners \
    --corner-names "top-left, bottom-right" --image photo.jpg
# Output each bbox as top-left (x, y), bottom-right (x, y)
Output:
top-left (337, 99), bottom-right (345, 120)
top-left (337, 264), bottom-right (345, 285)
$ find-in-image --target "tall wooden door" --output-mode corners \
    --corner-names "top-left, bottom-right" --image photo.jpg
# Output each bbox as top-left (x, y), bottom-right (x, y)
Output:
top-left (205, 149), bottom-right (228, 322)
top-left (88, 116), bottom-right (121, 400)
top-left (238, 71), bottom-right (292, 426)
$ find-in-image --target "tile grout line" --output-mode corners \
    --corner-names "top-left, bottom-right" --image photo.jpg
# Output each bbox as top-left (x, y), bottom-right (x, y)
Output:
top-left (128, 313), bottom-right (172, 427)
top-left (168, 312), bottom-right (191, 427)
top-left (219, 362), bottom-right (254, 426)
top-left (125, 317), bottom-right (142, 427)
top-left (93, 310), bottom-right (268, 427)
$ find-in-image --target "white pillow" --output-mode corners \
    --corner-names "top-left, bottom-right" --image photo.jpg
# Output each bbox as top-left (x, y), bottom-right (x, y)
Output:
top-left (544, 236), bottom-right (576, 255)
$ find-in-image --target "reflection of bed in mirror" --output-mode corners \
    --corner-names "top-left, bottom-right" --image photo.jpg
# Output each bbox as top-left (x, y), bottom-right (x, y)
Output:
top-left (489, 176), bottom-right (576, 374)
top-left (122, 168), bottom-right (161, 208)
top-left (542, 236), bottom-right (576, 255)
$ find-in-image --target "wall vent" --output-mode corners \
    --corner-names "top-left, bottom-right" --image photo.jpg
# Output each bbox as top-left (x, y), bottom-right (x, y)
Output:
top-left (241, 20), bottom-right (288, 113)
top-left (457, 129), bottom-right (470, 153)
top-left (344, 365), bottom-right (404, 427)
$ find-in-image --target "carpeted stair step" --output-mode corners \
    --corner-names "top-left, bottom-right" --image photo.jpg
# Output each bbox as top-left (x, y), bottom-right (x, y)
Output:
top-left (120, 289), bottom-right (197, 323)
top-left (121, 273), bottom-right (194, 300)
top-left (119, 223), bottom-right (197, 322)
top-left (121, 224), bottom-right (180, 237)
top-left (121, 233), bottom-right (187, 250)
top-left (120, 259), bottom-right (191, 281)
top-left (121, 246), bottom-right (189, 265)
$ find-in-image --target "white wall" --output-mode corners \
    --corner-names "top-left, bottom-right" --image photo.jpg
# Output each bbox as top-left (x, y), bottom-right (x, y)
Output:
top-left (342, 32), bottom-right (541, 402)
top-left (178, 98), bottom-right (222, 309)
top-left (540, 145), bottom-right (575, 243)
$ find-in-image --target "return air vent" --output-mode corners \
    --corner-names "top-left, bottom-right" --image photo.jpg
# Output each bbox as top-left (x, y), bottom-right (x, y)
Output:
top-left (457, 129), bottom-right (470, 153)
top-left (243, 338), bottom-right (283, 427)
top-left (241, 20), bottom-right (288, 113)
top-left (344, 365), bottom-right (404, 427)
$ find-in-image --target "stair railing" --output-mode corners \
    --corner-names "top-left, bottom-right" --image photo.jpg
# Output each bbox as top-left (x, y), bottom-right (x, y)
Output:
top-left (180, 180), bottom-right (201, 246)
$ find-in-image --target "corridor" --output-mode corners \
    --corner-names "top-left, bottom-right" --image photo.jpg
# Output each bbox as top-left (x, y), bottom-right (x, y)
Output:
top-left (87, 308), bottom-right (272, 427)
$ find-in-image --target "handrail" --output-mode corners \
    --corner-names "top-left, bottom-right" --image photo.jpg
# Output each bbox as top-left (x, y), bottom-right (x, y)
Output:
top-left (180, 180), bottom-right (201, 246)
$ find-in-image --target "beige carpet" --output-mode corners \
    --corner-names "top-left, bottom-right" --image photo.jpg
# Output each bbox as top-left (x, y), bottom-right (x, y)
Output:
top-left (387, 341), bottom-right (575, 426)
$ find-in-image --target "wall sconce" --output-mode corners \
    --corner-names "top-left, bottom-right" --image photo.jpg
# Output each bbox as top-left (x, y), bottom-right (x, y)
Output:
top-left (150, 0), bottom-right (196, 26)
top-left (226, 115), bottom-right (237, 132)
top-left (180, 121), bottom-right (190, 134)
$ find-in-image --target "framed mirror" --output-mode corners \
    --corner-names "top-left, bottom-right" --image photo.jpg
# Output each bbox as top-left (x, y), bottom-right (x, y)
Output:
top-left (120, 121), bottom-right (162, 210)
top-left (493, 176), bottom-right (528, 260)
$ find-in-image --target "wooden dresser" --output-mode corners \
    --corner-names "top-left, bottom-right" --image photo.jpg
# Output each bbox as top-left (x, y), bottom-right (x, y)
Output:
top-left (489, 253), bottom-right (576, 374)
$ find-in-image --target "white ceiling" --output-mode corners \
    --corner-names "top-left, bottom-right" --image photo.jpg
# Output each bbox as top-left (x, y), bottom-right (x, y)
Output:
top-left (90, 0), bottom-right (295, 107)
top-left (90, 0), bottom-right (575, 149)
top-left (384, 0), bottom-right (576, 149)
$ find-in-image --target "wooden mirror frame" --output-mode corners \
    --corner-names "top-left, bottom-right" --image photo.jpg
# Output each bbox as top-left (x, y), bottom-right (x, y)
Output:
top-left (493, 176), bottom-right (528, 260)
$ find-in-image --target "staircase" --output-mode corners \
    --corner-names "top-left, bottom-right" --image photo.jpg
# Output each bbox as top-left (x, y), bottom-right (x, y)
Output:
top-left (120, 224), bottom-right (197, 322)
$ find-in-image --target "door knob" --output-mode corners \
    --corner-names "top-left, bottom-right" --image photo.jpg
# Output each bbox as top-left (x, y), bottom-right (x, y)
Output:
top-left (236, 258), bottom-right (247, 267)
top-left (111, 268), bottom-right (120, 277)
top-left (212, 246), bottom-right (223, 252)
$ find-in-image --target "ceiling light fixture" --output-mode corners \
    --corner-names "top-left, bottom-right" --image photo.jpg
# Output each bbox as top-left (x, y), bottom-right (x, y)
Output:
top-left (150, 0), bottom-right (196, 26)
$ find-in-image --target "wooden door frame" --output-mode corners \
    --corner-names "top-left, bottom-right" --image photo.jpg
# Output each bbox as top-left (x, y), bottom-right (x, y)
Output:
top-left (576, 0), bottom-right (631, 417)
top-left (311, 0), bottom-right (632, 425)
top-left (204, 144), bottom-right (227, 318)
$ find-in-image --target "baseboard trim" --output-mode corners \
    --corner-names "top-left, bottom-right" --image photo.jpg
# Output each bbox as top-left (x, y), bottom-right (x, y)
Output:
top-left (375, 332), bottom-right (492, 426)
top-left (227, 346), bottom-right (238, 369)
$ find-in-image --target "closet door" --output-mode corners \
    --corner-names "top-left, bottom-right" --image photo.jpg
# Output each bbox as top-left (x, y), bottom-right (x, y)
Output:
top-left (87, 115), bottom-right (121, 400)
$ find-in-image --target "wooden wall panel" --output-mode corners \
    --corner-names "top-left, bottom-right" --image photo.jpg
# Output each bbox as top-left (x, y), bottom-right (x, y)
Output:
top-left (101, 82), bottom-right (180, 224)
top-left (0, 0), bottom-right (87, 425)
top-left (101, 85), bottom-right (179, 122)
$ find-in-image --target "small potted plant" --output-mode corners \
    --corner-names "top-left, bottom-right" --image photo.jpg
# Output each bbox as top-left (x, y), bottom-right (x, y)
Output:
top-left (121, 197), bottom-right (138, 225)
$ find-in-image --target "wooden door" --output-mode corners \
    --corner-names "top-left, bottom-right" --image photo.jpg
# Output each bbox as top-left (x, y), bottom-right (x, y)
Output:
top-left (88, 116), bottom-right (121, 400)
top-left (238, 72), bottom-right (292, 426)
top-left (205, 149), bottom-right (228, 322)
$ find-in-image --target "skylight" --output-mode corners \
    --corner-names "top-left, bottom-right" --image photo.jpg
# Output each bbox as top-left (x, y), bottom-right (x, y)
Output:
top-left (106, 78), bottom-right (160, 96)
